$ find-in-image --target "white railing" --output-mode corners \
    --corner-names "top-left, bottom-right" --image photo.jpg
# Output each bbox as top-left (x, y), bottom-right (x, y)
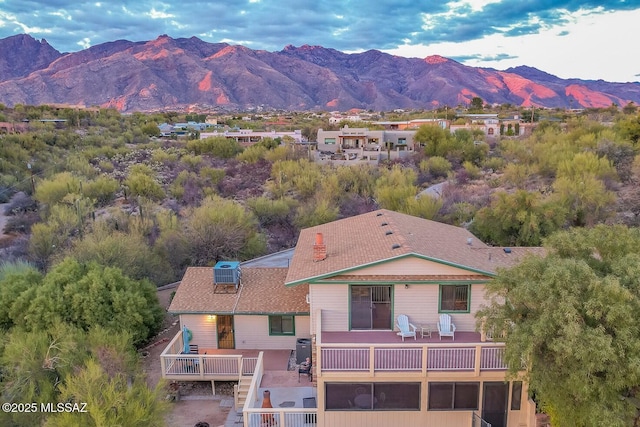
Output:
top-left (375, 347), bottom-right (422, 371)
top-left (314, 309), bottom-right (507, 375)
top-left (480, 347), bottom-right (507, 370)
top-left (319, 343), bottom-right (504, 373)
top-left (160, 331), bottom-right (258, 379)
top-left (242, 357), bottom-right (258, 375)
top-left (427, 347), bottom-right (476, 370)
top-left (321, 348), bottom-right (369, 371)
top-left (243, 352), bottom-right (264, 414)
top-left (242, 352), bottom-right (317, 427)
top-left (245, 410), bottom-right (317, 427)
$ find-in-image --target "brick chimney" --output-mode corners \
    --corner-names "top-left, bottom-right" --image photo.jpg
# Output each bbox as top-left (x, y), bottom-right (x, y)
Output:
top-left (313, 233), bottom-right (327, 262)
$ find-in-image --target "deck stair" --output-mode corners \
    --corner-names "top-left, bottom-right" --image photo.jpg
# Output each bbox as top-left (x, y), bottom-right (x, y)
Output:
top-left (234, 374), bottom-right (253, 410)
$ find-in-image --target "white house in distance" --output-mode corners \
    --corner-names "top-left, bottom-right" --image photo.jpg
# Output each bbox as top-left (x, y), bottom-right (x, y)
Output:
top-left (200, 129), bottom-right (305, 147)
top-left (161, 209), bottom-right (544, 427)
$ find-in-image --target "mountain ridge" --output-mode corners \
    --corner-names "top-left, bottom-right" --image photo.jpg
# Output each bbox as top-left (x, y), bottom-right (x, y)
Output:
top-left (1, 33), bottom-right (639, 112)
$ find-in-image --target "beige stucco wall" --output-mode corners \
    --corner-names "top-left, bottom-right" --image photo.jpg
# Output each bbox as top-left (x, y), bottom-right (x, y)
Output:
top-left (234, 314), bottom-right (310, 350)
top-left (309, 282), bottom-right (488, 334)
top-left (180, 314), bottom-right (310, 350)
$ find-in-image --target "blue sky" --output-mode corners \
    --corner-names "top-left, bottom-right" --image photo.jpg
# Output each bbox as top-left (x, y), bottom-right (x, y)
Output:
top-left (0, 0), bottom-right (637, 82)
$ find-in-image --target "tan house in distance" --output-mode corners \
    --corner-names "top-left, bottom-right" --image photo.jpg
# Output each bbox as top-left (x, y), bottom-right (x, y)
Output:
top-left (162, 209), bottom-right (544, 427)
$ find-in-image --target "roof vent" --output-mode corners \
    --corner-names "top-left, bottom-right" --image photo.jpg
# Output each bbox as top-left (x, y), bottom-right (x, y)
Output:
top-left (391, 244), bottom-right (401, 249)
top-left (503, 247), bottom-right (512, 254)
top-left (381, 222), bottom-right (388, 226)
top-left (376, 212), bottom-right (383, 216)
top-left (385, 231), bottom-right (393, 235)
top-left (213, 261), bottom-right (241, 293)
top-left (467, 238), bottom-right (473, 246)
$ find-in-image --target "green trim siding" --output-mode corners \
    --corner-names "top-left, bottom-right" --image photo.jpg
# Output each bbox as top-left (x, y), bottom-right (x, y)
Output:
top-left (285, 252), bottom-right (496, 287)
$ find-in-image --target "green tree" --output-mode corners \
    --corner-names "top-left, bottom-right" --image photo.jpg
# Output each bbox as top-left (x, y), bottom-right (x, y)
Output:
top-left (47, 358), bottom-right (169, 427)
top-left (0, 325), bottom-right (85, 427)
top-left (17, 258), bottom-right (163, 346)
top-left (470, 96), bottom-right (484, 111)
top-left (471, 190), bottom-right (567, 246)
top-left (478, 225), bottom-right (640, 427)
top-left (183, 195), bottom-right (266, 265)
top-left (67, 222), bottom-right (172, 285)
top-left (414, 124), bottom-right (451, 154)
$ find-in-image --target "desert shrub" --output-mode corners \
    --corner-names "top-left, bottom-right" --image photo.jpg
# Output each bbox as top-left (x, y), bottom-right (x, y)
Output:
top-left (420, 156), bottom-right (452, 178)
top-left (4, 192), bottom-right (37, 215)
top-left (34, 172), bottom-right (81, 207)
top-left (247, 196), bottom-right (295, 226)
top-left (187, 137), bottom-right (242, 158)
top-left (237, 144), bottom-right (267, 163)
top-left (462, 161), bottom-right (482, 180)
top-left (83, 176), bottom-right (119, 207)
top-left (199, 167), bottom-right (225, 186)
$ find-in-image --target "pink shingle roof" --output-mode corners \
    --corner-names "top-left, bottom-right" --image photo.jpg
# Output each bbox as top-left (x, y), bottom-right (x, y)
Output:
top-left (284, 209), bottom-right (545, 285)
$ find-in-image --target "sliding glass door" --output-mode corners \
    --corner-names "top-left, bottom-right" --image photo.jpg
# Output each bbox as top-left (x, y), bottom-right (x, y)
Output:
top-left (350, 285), bottom-right (392, 330)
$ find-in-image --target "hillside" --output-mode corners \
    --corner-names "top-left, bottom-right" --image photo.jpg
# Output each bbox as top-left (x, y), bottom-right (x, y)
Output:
top-left (1, 34), bottom-right (640, 112)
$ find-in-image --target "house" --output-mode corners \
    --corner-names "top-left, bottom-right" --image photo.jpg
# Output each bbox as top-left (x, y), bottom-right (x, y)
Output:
top-left (316, 126), bottom-right (417, 163)
top-left (199, 129), bottom-right (305, 147)
top-left (162, 210), bottom-right (544, 427)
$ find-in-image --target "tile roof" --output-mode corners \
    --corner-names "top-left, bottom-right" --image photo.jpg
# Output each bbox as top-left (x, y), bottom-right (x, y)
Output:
top-left (169, 267), bottom-right (309, 314)
top-left (284, 209), bottom-right (545, 285)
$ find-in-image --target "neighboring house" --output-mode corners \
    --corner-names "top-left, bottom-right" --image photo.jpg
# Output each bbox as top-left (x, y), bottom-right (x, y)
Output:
top-left (162, 210), bottom-right (544, 427)
top-left (199, 129), bottom-right (304, 146)
top-left (316, 126), bottom-right (417, 162)
top-left (157, 121), bottom-right (212, 136)
top-left (373, 118), bottom-right (449, 130)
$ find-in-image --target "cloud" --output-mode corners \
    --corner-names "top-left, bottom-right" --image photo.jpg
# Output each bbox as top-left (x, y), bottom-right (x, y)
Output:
top-left (0, 0), bottom-right (638, 81)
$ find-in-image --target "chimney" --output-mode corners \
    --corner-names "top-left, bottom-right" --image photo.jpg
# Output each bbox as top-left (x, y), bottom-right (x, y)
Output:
top-left (313, 233), bottom-right (327, 261)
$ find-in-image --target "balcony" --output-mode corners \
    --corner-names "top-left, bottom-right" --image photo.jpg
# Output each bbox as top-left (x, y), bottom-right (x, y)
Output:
top-left (315, 311), bottom-right (507, 376)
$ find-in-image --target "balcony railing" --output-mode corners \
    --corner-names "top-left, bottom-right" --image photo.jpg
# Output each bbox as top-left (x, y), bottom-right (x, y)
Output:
top-left (314, 310), bottom-right (507, 375)
top-left (319, 344), bottom-right (506, 374)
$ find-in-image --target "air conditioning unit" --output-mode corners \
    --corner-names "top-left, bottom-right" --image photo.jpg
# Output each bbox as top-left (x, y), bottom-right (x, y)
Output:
top-left (213, 261), bottom-right (241, 289)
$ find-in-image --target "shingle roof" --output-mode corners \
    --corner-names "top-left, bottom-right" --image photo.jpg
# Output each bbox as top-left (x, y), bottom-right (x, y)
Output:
top-left (169, 267), bottom-right (309, 314)
top-left (284, 209), bottom-right (545, 285)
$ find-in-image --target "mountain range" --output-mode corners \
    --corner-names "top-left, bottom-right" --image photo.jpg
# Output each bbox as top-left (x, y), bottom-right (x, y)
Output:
top-left (1, 33), bottom-right (639, 113)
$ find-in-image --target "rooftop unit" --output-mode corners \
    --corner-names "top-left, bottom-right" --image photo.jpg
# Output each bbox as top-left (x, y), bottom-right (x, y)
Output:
top-left (213, 261), bottom-right (241, 293)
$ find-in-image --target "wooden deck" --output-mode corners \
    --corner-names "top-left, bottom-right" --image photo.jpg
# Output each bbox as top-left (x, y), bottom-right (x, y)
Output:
top-left (160, 330), bottom-right (293, 381)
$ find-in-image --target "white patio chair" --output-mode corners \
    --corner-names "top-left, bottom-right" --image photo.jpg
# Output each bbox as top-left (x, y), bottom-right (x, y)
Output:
top-left (395, 314), bottom-right (417, 341)
top-left (437, 313), bottom-right (456, 340)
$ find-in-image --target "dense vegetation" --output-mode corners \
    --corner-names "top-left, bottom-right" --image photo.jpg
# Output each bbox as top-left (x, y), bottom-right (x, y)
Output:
top-left (1, 101), bottom-right (640, 425)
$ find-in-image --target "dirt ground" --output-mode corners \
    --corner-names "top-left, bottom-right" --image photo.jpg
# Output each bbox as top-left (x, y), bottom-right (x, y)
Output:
top-left (142, 286), bottom-right (233, 427)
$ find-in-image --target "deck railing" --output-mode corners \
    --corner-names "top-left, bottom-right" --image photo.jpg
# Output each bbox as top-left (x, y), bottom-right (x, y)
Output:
top-left (242, 353), bottom-right (318, 427)
top-left (160, 330), bottom-right (258, 380)
top-left (314, 309), bottom-right (507, 375)
top-left (244, 410), bottom-right (317, 427)
top-left (318, 344), bottom-right (505, 374)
